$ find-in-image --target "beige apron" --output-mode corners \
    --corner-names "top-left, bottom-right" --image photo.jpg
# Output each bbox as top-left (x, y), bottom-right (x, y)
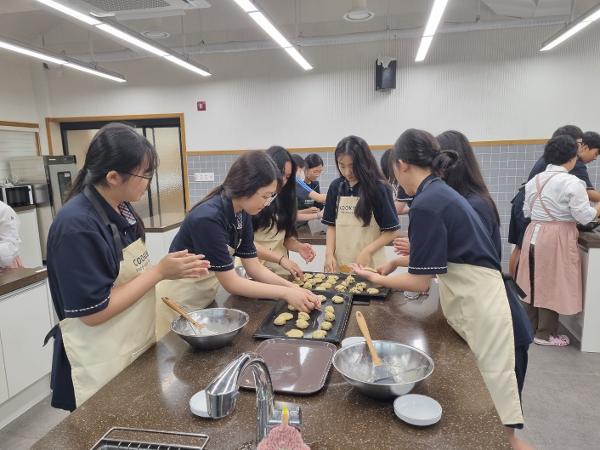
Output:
top-left (155, 245), bottom-right (235, 339)
top-left (60, 238), bottom-right (156, 407)
top-left (334, 196), bottom-right (387, 269)
top-left (254, 226), bottom-right (289, 277)
top-left (438, 263), bottom-right (523, 426)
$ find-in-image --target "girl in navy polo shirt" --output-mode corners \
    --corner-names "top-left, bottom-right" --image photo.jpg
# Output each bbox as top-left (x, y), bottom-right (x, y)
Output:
top-left (353, 129), bottom-right (526, 449)
top-left (252, 146), bottom-right (315, 278)
top-left (157, 151), bottom-right (320, 335)
top-left (321, 135), bottom-right (400, 271)
top-left (46, 123), bottom-right (208, 411)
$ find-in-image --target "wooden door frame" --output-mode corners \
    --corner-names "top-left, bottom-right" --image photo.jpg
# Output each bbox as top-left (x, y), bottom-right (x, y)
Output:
top-left (45, 113), bottom-right (191, 210)
top-left (0, 120), bottom-right (42, 155)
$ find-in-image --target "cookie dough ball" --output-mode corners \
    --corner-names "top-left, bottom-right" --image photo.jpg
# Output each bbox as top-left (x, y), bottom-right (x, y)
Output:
top-left (349, 287), bottom-right (363, 294)
top-left (345, 275), bottom-right (356, 284)
top-left (280, 312), bottom-right (293, 321)
top-left (324, 311), bottom-right (336, 322)
top-left (367, 288), bottom-right (380, 295)
top-left (296, 319), bottom-right (310, 329)
top-left (327, 275), bottom-right (339, 282)
top-left (317, 295), bottom-right (327, 302)
top-left (287, 304), bottom-right (296, 311)
top-left (321, 282), bottom-right (333, 289)
top-left (324, 305), bottom-right (335, 314)
top-left (335, 284), bottom-right (347, 292)
top-left (286, 329), bottom-right (304, 338)
top-left (303, 273), bottom-right (314, 280)
top-left (320, 321), bottom-right (333, 331)
top-left (315, 285), bottom-right (327, 291)
top-left (303, 282), bottom-right (313, 289)
top-left (273, 316), bottom-right (287, 326)
top-left (311, 330), bottom-right (327, 339)
top-left (298, 312), bottom-right (310, 321)
top-left (331, 295), bottom-right (344, 304)
top-left (356, 282), bottom-right (367, 289)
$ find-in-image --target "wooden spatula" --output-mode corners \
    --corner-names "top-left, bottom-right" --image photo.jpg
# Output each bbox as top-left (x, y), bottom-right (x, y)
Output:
top-left (355, 311), bottom-right (395, 384)
top-left (162, 297), bottom-right (206, 335)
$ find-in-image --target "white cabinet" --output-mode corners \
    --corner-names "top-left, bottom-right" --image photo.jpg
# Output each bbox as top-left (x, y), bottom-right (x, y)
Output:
top-left (16, 207), bottom-right (43, 268)
top-left (0, 281), bottom-right (53, 397)
top-left (145, 227), bottom-right (179, 264)
top-left (0, 333), bottom-right (8, 404)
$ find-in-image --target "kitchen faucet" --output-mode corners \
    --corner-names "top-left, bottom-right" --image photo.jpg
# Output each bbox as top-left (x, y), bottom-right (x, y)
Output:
top-left (203, 352), bottom-right (302, 443)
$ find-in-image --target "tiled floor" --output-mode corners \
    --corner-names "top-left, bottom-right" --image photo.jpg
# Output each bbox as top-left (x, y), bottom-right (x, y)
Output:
top-left (1, 341), bottom-right (599, 449)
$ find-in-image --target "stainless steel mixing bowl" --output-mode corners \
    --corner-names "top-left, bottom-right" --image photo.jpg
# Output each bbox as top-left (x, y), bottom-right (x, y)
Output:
top-left (171, 308), bottom-right (249, 350)
top-left (332, 340), bottom-right (434, 399)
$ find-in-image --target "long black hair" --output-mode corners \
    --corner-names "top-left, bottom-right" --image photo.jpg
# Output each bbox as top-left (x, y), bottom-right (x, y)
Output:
top-left (335, 135), bottom-right (390, 226)
top-left (67, 122), bottom-right (158, 240)
top-left (198, 150), bottom-right (282, 206)
top-left (435, 130), bottom-right (500, 225)
top-left (253, 146), bottom-right (297, 238)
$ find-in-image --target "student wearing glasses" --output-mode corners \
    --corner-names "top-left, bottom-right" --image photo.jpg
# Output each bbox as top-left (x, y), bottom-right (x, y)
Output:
top-left (508, 126), bottom-right (600, 275)
top-left (45, 123), bottom-right (209, 411)
top-left (252, 147), bottom-right (316, 278)
top-left (157, 151), bottom-right (320, 336)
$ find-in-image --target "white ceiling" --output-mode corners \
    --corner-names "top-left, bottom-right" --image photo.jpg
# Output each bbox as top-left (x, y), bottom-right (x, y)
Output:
top-left (0, 1), bottom-right (598, 61)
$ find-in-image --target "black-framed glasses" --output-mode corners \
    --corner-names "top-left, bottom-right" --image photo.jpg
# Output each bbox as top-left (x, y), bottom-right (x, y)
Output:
top-left (121, 171), bottom-right (153, 181)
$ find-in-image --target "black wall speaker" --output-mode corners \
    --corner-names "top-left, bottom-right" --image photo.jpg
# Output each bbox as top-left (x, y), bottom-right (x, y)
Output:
top-left (375, 58), bottom-right (397, 91)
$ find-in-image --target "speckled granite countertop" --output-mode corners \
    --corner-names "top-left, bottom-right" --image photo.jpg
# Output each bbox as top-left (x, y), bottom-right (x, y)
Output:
top-left (33, 286), bottom-right (509, 450)
top-left (0, 267), bottom-right (47, 297)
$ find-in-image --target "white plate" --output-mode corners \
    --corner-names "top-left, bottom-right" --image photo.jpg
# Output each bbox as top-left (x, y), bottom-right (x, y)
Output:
top-left (394, 394), bottom-right (442, 426)
top-left (341, 336), bottom-right (366, 347)
top-left (189, 389), bottom-right (211, 418)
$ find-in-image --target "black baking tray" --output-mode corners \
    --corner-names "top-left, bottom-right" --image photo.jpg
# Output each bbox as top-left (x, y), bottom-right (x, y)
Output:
top-left (297, 271), bottom-right (391, 301)
top-left (577, 221), bottom-right (600, 232)
top-left (253, 291), bottom-right (353, 344)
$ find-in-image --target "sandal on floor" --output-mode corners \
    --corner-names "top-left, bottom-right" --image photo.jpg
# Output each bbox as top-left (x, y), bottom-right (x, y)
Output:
top-left (533, 335), bottom-right (570, 346)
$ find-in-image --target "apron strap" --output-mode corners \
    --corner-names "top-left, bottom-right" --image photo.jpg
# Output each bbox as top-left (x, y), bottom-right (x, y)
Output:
top-left (529, 172), bottom-right (561, 220)
top-left (43, 323), bottom-right (60, 346)
top-left (83, 185), bottom-right (124, 270)
top-left (334, 179), bottom-right (346, 221)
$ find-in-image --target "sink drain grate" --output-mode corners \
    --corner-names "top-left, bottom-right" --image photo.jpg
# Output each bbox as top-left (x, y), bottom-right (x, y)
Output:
top-left (90, 427), bottom-right (209, 450)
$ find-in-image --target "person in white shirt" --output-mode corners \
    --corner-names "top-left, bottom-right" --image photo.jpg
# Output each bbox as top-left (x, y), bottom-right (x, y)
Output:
top-left (0, 201), bottom-right (22, 268)
top-left (517, 135), bottom-right (600, 347)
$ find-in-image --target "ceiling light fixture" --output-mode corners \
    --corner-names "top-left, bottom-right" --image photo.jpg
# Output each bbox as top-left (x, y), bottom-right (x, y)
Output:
top-left (343, 0), bottom-right (375, 23)
top-left (231, 0), bottom-right (313, 71)
top-left (415, 0), bottom-right (448, 62)
top-left (35, 0), bottom-right (211, 77)
top-left (0, 35), bottom-right (126, 82)
top-left (540, 4), bottom-right (600, 51)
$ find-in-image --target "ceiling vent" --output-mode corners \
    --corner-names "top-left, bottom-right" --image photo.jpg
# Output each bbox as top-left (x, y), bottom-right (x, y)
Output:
top-left (75, 0), bottom-right (211, 19)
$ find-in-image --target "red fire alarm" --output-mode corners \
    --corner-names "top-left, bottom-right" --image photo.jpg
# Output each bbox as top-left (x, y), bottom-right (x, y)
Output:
top-left (196, 101), bottom-right (206, 111)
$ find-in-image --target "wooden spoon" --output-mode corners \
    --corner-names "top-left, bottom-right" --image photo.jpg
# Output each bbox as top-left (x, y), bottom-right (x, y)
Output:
top-left (162, 297), bottom-right (205, 334)
top-left (355, 311), bottom-right (395, 383)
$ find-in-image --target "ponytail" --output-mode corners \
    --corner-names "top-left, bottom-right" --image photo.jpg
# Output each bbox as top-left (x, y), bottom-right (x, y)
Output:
top-left (431, 150), bottom-right (460, 180)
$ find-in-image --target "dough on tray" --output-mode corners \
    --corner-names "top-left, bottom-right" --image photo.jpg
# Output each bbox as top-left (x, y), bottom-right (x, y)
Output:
top-left (331, 295), bottom-right (344, 304)
top-left (366, 288), bottom-right (380, 295)
top-left (311, 330), bottom-right (327, 339)
top-left (296, 319), bottom-right (310, 329)
top-left (285, 329), bottom-right (304, 338)
top-left (320, 321), bottom-right (333, 331)
top-left (324, 305), bottom-right (335, 314)
top-left (324, 312), bottom-right (336, 322)
top-left (298, 312), bottom-right (310, 321)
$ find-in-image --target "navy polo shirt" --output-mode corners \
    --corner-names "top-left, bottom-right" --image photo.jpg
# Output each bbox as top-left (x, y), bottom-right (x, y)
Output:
top-left (170, 194), bottom-right (256, 271)
top-left (465, 193), bottom-right (502, 260)
top-left (46, 188), bottom-right (140, 411)
top-left (321, 177), bottom-right (400, 231)
top-left (528, 157), bottom-right (593, 188)
top-left (297, 180), bottom-right (323, 210)
top-left (396, 185), bottom-right (414, 205)
top-left (407, 176), bottom-right (500, 275)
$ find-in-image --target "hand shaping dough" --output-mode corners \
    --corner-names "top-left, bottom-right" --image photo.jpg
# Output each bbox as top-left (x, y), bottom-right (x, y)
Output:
top-left (331, 295), bottom-right (344, 304)
top-left (320, 321), bottom-right (333, 331)
top-left (311, 330), bottom-right (327, 339)
top-left (286, 329), bottom-right (304, 338)
top-left (296, 319), bottom-right (309, 329)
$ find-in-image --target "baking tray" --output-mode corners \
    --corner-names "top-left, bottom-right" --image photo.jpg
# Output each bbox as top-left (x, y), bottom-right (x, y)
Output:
top-left (253, 291), bottom-right (353, 344)
top-left (295, 271), bottom-right (391, 300)
top-left (240, 338), bottom-right (336, 395)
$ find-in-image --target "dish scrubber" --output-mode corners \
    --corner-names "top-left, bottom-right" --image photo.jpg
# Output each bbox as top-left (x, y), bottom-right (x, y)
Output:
top-left (257, 407), bottom-right (310, 450)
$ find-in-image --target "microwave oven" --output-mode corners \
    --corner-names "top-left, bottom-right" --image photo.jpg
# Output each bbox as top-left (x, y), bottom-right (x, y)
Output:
top-left (0, 185), bottom-right (34, 208)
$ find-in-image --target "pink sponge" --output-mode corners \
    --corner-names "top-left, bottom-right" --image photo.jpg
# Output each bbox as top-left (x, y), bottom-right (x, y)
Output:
top-left (257, 424), bottom-right (310, 450)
